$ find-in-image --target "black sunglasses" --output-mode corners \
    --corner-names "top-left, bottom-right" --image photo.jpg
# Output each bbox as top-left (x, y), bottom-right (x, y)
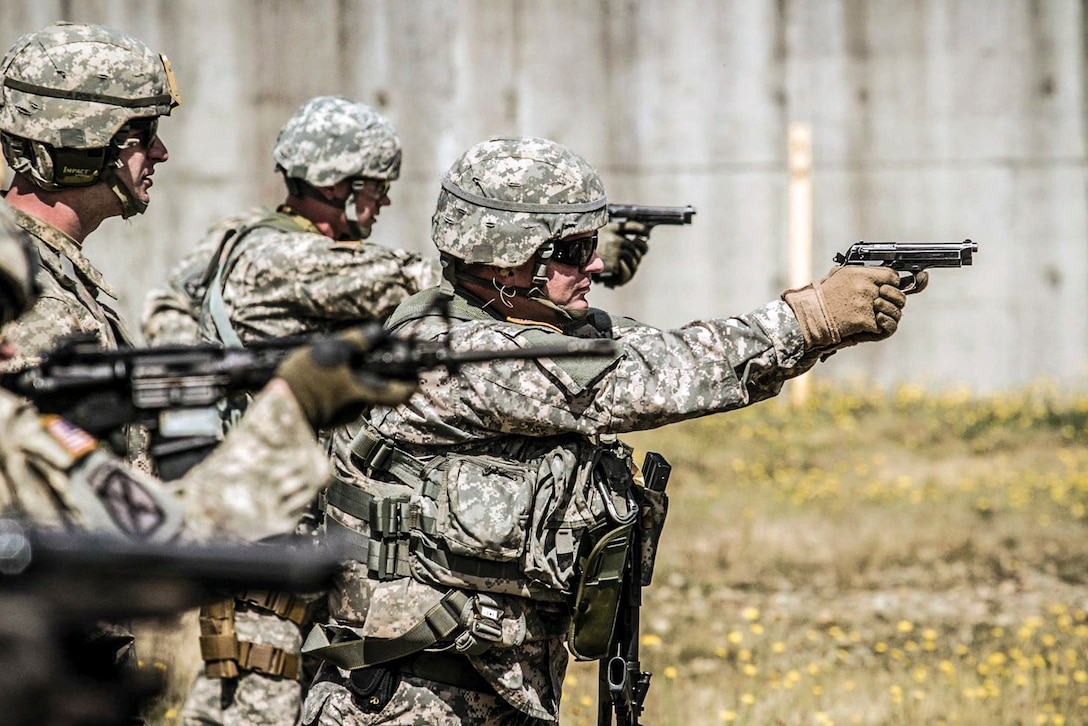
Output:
top-left (549, 234), bottom-right (598, 267)
top-left (351, 177), bottom-right (392, 199)
top-left (126, 118), bottom-right (159, 148)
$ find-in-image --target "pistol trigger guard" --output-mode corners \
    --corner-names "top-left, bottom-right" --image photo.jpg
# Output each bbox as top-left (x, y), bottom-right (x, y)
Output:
top-left (898, 271), bottom-right (918, 294)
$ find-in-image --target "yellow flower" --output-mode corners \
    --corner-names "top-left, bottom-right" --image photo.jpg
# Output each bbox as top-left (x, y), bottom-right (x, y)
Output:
top-left (728, 631), bottom-right (744, 645)
top-left (772, 641), bottom-right (786, 654)
top-left (641, 633), bottom-right (663, 648)
top-left (897, 620), bottom-right (914, 634)
top-left (741, 693), bottom-right (756, 705)
top-left (719, 710), bottom-right (737, 722)
top-left (741, 606), bottom-right (761, 621)
top-left (663, 666), bottom-right (678, 680)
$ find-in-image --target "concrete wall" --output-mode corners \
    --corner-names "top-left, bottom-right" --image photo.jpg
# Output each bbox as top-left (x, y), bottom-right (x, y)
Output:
top-left (1, 0), bottom-right (1084, 391)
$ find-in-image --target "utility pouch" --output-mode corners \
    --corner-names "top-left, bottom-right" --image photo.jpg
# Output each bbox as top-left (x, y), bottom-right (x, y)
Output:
top-left (427, 454), bottom-right (534, 561)
top-left (567, 520), bottom-right (634, 660)
top-left (347, 664), bottom-right (399, 713)
top-left (567, 445), bottom-right (640, 661)
top-left (312, 641), bottom-right (399, 714)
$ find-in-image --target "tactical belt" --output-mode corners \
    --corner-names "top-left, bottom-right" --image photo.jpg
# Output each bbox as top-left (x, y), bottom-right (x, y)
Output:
top-left (201, 635), bottom-right (300, 680)
top-left (198, 594), bottom-right (311, 680)
top-left (236, 589), bottom-right (314, 626)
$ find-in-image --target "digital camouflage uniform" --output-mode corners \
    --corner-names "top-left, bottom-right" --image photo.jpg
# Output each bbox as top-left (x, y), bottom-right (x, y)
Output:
top-left (0, 198), bottom-right (137, 370)
top-left (0, 23), bottom-right (181, 474)
top-left (175, 98), bottom-right (437, 726)
top-left (0, 149), bottom-right (333, 718)
top-left (0, 381), bottom-right (330, 544)
top-left (299, 137), bottom-right (820, 725)
top-left (141, 208), bottom-right (265, 347)
top-left (196, 206), bottom-right (438, 346)
top-left (0, 21), bottom-right (180, 367)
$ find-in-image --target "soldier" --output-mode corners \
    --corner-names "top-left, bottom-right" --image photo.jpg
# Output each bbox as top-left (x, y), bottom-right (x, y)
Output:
top-left (141, 95), bottom-right (439, 349)
top-left (0, 22), bottom-right (178, 370)
top-left (0, 184), bottom-right (418, 725)
top-left (299, 136), bottom-right (927, 725)
top-left (155, 97), bottom-right (434, 726)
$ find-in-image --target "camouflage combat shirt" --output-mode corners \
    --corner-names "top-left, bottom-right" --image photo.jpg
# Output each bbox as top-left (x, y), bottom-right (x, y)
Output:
top-left (0, 380), bottom-right (330, 542)
top-left (189, 206), bottom-right (438, 346)
top-left (0, 197), bottom-right (136, 371)
top-left (141, 208), bottom-right (265, 346)
top-left (318, 285), bottom-right (817, 721)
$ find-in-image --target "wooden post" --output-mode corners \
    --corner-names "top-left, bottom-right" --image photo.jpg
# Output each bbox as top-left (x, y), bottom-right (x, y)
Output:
top-left (788, 122), bottom-right (813, 407)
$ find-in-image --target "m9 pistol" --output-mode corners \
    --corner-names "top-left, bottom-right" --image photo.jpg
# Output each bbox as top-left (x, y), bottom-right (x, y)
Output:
top-left (607, 204), bottom-right (696, 231)
top-left (833, 239), bottom-right (977, 293)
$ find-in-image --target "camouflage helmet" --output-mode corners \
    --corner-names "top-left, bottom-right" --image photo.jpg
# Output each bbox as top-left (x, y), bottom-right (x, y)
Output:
top-left (431, 136), bottom-right (607, 268)
top-left (272, 96), bottom-right (401, 187)
top-left (0, 22), bottom-right (179, 150)
top-left (0, 22), bottom-right (180, 195)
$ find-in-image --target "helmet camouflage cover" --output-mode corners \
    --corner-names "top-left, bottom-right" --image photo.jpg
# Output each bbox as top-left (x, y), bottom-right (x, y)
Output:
top-left (431, 136), bottom-right (608, 268)
top-left (272, 95), bottom-right (401, 187)
top-left (0, 21), bottom-right (180, 150)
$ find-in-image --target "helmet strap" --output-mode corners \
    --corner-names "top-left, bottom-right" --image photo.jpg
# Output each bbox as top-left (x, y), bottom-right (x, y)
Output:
top-left (100, 164), bottom-right (147, 219)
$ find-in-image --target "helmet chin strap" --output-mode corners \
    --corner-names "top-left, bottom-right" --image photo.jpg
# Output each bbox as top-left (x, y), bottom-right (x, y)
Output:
top-left (100, 165), bottom-right (146, 219)
top-left (451, 252), bottom-right (588, 323)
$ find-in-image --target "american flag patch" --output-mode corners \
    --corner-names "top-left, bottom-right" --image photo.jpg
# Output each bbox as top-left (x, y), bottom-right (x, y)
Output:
top-left (40, 415), bottom-right (98, 459)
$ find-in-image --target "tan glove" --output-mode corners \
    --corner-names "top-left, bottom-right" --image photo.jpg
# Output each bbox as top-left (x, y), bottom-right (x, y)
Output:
top-left (275, 326), bottom-right (418, 430)
top-left (782, 266), bottom-right (908, 351)
top-left (593, 221), bottom-right (650, 288)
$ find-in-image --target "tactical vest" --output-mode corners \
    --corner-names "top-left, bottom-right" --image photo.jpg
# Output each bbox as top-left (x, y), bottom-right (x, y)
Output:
top-left (193, 210), bottom-right (321, 682)
top-left (200, 209), bottom-right (314, 349)
top-left (304, 287), bottom-right (648, 669)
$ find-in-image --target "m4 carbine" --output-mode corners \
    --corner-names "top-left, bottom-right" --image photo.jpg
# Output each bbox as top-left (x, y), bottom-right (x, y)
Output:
top-left (0, 520), bottom-right (346, 726)
top-left (0, 325), bottom-right (619, 478)
top-left (834, 239), bottom-right (977, 293)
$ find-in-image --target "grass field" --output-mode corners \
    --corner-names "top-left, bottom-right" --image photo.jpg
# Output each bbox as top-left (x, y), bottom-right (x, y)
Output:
top-left (560, 379), bottom-right (1088, 726)
top-left (142, 378), bottom-right (1088, 725)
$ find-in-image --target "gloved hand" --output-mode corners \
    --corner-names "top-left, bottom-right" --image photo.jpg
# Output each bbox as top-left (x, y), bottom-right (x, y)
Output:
top-left (275, 326), bottom-right (418, 430)
top-left (781, 266), bottom-right (908, 351)
top-left (592, 221), bottom-right (650, 288)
